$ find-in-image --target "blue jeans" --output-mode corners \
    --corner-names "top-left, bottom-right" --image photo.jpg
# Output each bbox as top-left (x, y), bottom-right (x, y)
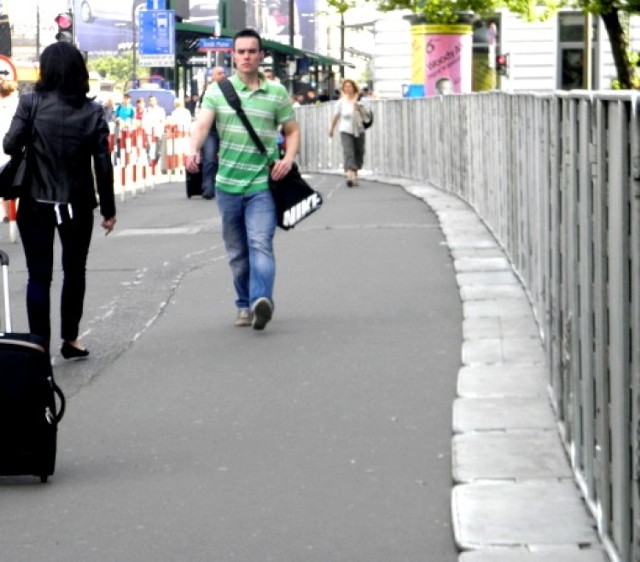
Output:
top-left (216, 188), bottom-right (277, 310)
top-left (201, 129), bottom-right (219, 196)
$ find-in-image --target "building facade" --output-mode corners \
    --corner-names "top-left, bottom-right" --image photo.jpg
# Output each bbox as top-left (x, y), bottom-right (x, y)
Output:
top-left (370, 8), bottom-right (640, 98)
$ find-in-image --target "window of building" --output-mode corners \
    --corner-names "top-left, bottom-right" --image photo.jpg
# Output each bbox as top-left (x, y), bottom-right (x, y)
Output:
top-left (558, 12), bottom-right (599, 89)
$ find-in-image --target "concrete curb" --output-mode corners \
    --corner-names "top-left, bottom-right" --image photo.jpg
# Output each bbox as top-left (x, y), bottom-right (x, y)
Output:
top-left (315, 171), bottom-right (609, 561)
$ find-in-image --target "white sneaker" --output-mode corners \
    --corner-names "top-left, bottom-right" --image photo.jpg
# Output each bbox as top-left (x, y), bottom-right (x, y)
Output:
top-left (252, 297), bottom-right (273, 331)
top-left (235, 309), bottom-right (252, 327)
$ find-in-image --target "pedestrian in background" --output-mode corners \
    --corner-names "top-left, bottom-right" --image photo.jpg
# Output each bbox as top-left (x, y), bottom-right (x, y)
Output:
top-left (328, 78), bottom-right (367, 187)
top-left (3, 42), bottom-right (116, 358)
top-left (102, 96), bottom-right (116, 125)
top-left (114, 93), bottom-right (135, 127)
top-left (199, 66), bottom-right (226, 199)
top-left (186, 93), bottom-right (199, 117)
top-left (134, 97), bottom-right (146, 122)
top-left (169, 98), bottom-right (193, 133)
top-left (143, 94), bottom-right (166, 165)
top-left (113, 93), bottom-right (134, 164)
top-left (0, 78), bottom-right (19, 223)
top-left (186, 28), bottom-right (300, 331)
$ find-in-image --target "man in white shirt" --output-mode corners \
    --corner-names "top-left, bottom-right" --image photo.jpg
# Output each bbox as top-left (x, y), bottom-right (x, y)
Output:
top-left (143, 95), bottom-right (166, 164)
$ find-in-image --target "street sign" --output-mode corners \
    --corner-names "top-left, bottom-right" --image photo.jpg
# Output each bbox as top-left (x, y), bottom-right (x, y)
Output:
top-left (197, 38), bottom-right (233, 52)
top-left (147, 0), bottom-right (166, 8)
top-left (138, 9), bottom-right (175, 68)
top-left (0, 54), bottom-right (17, 81)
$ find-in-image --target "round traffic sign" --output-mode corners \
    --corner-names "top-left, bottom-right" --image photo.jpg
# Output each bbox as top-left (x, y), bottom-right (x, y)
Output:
top-left (0, 54), bottom-right (17, 81)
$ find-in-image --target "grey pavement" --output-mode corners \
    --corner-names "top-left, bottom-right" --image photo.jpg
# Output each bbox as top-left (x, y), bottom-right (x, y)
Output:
top-left (0, 172), bottom-right (608, 560)
top-left (0, 174), bottom-right (461, 561)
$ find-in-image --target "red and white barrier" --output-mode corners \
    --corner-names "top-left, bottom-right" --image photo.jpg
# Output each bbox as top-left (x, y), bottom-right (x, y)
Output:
top-left (7, 200), bottom-right (18, 243)
top-left (111, 121), bottom-right (189, 199)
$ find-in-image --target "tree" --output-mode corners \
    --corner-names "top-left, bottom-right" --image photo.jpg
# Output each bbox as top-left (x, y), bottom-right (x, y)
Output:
top-left (369, 0), bottom-right (637, 88)
top-left (326, 0), bottom-right (359, 77)
top-left (88, 53), bottom-right (149, 92)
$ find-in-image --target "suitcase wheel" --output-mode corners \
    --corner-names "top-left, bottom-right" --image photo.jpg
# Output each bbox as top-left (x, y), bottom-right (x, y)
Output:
top-left (40, 474), bottom-right (48, 483)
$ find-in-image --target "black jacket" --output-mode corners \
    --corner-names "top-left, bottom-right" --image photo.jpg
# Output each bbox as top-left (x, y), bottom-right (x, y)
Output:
top-left (3, 91), bottom-right (115, 219)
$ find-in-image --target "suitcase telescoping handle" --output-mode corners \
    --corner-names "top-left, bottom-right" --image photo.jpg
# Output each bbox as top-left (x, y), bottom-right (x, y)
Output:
top-left (0, 250), bottom-right (11, 334)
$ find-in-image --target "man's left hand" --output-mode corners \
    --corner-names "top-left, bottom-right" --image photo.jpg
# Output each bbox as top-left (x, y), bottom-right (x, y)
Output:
top-left (270, 158), bottom-right (293, 181)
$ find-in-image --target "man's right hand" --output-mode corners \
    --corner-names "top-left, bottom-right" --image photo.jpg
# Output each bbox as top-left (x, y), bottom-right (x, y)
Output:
top-left (185, 153), bottom-right (201, 173)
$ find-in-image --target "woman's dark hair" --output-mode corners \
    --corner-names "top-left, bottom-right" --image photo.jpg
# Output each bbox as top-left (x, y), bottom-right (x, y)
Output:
top-left (35, 42), bottom-right (90, 101)
top-left (233, 28), bottom-right (263, 51)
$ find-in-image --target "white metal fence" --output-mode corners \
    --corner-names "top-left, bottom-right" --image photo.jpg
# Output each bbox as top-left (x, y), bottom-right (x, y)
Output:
top-left (295, 91), bottom-right (640, 562)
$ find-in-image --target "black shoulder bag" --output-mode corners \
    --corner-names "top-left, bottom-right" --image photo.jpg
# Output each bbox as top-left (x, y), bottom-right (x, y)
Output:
top-left (0, 92), bottom-right (38, 200)
top-left (218, 79), bottom-right (322, 231)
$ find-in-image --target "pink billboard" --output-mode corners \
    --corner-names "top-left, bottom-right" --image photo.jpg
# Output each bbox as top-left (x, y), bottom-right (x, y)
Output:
top-left (423, 25), bottom-right (472, 96)
top-left (424, 29), bottom-right (473, 96)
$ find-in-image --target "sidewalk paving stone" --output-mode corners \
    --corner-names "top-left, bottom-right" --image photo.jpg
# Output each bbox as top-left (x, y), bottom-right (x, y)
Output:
top-left (457, 271), bottom-right (520, 286)
top-left (454, 257), bottom-right (512, 272)
top-left (453, 397), bottom-right (557, 432)
top-left (459, 547), bottom-right (609, 561)
top-left (447, 235), bottom-right (501, 249)
top-left (452, 431), bottom-right (573, 481)
top-left (464, 300), bottom-right (537, 319)
top-left (451, 247), bottom-right (507, 260)
top-left (462, 337), bottom-right (545, 365)
top-left (460, 285), bottom-right (528, 301)
top-left (452, 481), bottom-right (599, 549)
top-left (463, 317), bottom-right (542, 340)
top-left (457, 364), bottom-right (548, 397)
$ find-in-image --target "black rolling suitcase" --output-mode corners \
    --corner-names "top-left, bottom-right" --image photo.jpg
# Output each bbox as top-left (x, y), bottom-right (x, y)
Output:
top-left (0, 250), bottom-right (65, 483)
top-left (186, 167), bottom-right (203, 198)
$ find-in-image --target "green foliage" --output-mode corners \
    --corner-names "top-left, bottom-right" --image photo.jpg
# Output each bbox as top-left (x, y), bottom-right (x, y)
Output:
top-left (326, 0), bottom-right (359, 14)
top-left (88, 53), bottom-right (148, 92)
top-left (370, 0), bottom-right (563, 22)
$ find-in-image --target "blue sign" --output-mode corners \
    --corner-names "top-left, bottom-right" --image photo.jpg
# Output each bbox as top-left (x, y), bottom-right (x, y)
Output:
top-left (138, 10), bottom-right (175, 67)
top-left (197, 38), bottom-right (233, 52)
top-left (139, 10), bottom-right (174, 55)
top-left (147, 0), bottom-right (166, 8)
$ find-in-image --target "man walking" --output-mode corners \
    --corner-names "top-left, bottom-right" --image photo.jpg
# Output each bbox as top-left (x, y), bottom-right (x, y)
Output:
top-left (199, 65), bottom-right (227, 199)
top-left (143, 95), bottom-right (166, 164)
top-left (186, 28), bottom-right (300, 331)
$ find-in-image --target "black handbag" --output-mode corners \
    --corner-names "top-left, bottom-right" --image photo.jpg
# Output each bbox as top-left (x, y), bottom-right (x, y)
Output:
top-left (0, 92), bottom-right (38, 200)
top-left (218, 79), bottom-right (322, 230)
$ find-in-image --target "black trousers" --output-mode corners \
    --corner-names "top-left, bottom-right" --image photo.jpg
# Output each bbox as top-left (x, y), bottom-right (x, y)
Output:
top-left (17, 201), bottom-right (94, 349)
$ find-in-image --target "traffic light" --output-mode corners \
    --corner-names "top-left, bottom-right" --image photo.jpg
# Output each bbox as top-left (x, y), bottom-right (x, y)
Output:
top-left (55, 11), bottom-right (74, 43)
top-left (496, 53), bottom-right (509, 76)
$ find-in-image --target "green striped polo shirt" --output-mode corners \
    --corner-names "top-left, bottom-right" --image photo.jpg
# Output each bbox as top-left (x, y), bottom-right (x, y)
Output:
top-left (201, 74), bottom-right (295, 194)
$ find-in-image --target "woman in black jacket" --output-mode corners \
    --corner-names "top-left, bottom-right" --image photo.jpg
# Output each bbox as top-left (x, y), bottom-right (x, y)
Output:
top-left (3, 42), bottom-right (116, 358)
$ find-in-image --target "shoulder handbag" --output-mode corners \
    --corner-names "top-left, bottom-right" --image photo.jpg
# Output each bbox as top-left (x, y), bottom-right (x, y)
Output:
top-left (358, 103), bottom-right (373, 129)
top-left (218, 79), bottom-right (322, 231)
top-left (0, 92), bottom-right (38, 200)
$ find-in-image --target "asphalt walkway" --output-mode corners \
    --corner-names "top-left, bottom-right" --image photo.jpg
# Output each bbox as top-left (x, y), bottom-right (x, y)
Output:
top-left (0, 171), bottom-right (610, 561)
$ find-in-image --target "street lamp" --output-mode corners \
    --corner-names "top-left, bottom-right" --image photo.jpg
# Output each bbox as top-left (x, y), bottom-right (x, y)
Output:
top-left (287, 58), bottom-right (296, 94)
top-left (132, 2), bottom-right (138, 87)
top-left (289, 0), bottom-right (294, 47)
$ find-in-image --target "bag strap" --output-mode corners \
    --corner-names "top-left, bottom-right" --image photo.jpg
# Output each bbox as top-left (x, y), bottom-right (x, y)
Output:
top-left (218, 78), bottom-right (273, 165)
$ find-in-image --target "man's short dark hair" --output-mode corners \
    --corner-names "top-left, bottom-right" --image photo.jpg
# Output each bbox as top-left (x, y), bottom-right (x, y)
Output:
top-left (233, 28), bottom-right (263, 51)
